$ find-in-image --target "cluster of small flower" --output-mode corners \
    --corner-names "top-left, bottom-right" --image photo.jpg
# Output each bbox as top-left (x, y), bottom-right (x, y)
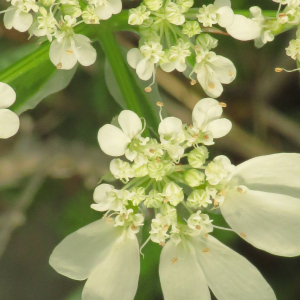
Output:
top-left (50, 98), bottom-right (300, 300)
top-left (127, 0), bottom-right (239, 97)
top-left (0, 0), bottom-right (122, 70)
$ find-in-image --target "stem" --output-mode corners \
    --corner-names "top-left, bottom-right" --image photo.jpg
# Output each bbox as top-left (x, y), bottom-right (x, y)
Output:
top-left (181, 200), bottom-right (194, 214)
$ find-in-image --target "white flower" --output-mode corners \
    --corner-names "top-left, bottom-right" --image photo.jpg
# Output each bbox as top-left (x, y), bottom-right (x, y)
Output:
top-left (220, 153), bottom-right (300, 257)
top-left (88, 0), bottom-right (122, 20)
top-left (110, 158), bottom-right (134, 182)
top-left (205, 155), bottom-right (235, 185)
top-left (197, 0), bottom-right (234, 28)
top-left (160, 39), bottom-right (191, 73)
top-left (187, 189), bottom-right (211, 208)
top-left (92, 183), bottom-right (130, 212)
top-left (193, 51), bottom-right (236, 98)
top-left (0, 82), bottom-right (20, 139)
top-left (286, 39), bottom-right (300, 60)
top-left (49, 218), bottom-right (140, 300)
top-left (4, 0), bottom-right (39, 32)
top-left (176, 0), bottom-right (193, 13)
top-left (162, 182), bottom-right (184, 206)
top-left (98, 110), bottom-right (144, 160)
top-left (182, 21), bottom-right (201, 38)
top-left (128, 5), bottom-right (150, 25)
top-left (127, 41), bottom-right (164, 81)
top-left (187, 211), bottom-right (213, 235)
top-left (149, 213), bottom-right (171, 244)
top-left (49, 16), bottom-right (97, 70)
top-left (82, 5), bottom-right (100, 24)
top-left (164, 2), bottom-right (185, 25)
top-left (159, 235), bottom-right (276, 300)
top-left (196, 33), bottom-right (218, 51)
top-left (189, 98), bottom-right (232, 143)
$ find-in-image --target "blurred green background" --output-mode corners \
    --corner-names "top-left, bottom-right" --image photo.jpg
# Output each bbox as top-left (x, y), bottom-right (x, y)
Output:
top-left (1, 0), bottom-right (300, 299)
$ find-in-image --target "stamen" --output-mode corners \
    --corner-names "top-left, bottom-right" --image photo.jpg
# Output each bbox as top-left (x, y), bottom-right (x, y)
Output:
top-left (275, 67), bottom-right (300, 73)
top-left (163, 224), bottom-right (169, 231)
top-left (156, 102), bottom-right (164, 107)
top-left (144, 86), bottom-right (152, 93)
top-left (189, 125), bottom-right (193, 129)
top-left (163, 198), bottom-right (168, 204)
top-left (140, 236), bottom-right (151, 258)
top-left (159, 242), bottom-right (165, 247)
top-left (157, 157), bottom-right (161, 163)
top-left (105, 218), bottom-right (113, 223)
top-left (131, 225), bottom-right (136, 230)
top-left (203, 248), bottom-right (210, 253)
top-left (56, 63), bottom-right (63, 70)
top-left (192, 134), bottom-right (198, 138)
top-left (171, 257), bottom-right (178, 264)
top-left (279, 13), bottom-right (286, 18)
top-left (237, 187), bottom-right (244, 193)
top-left (190, 79), bottom-right (197, 86)
top-left (213, 225), bottom-right (234, 231)
top-left (149, 149), bottom-right (155, 154)
top-left (196, 225), bottom-right (201, 230)
top-left (220, 190), bottom-right (226, 196)
top-left (195, 46), bottom-right (200, 51)
top-left (203, 135), bottom-right (209, 140)
top-left (240, 232), bottom-right (247, 238)
top-left (208, 83), bottom-right (215, 89)
top-left (204, 234), bottom-right (208, 238)
top-left (156, 102), bottom-right (164, 122)
top-left (218, 102), bottom-right (227, 108)
top-left (275, 68), bottom-right (283, 73)
top-left (213, 199), bottom-right (218, 206)
top-left (122, 213), bottom-right (126, 220)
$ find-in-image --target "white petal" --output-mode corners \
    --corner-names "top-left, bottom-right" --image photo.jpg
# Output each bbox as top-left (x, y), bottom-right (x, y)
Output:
top-left (221, 189), bottom-right (300, 257)
top-left (13, 11), bottom-right (33, 32)
top-left (227, 15), bottom-right (261, 41)
top-left (97, 124), bottom-right (131, 157)
top-left (192, 235), bottom-right (276, 300)
top-left (49, 219), bottom-right (120, 280)
top-left (3, 8), bottom-right (15, 30)
top-left (159, 241), bottom-right (211, 300)
top-left (93, 184), bottom-right (114, 203)
top-left (82, 237), bottom-right (140, 300)
top-left (204, 118), bottom-right (232, 138)
top-left (95, 5), bottom-right (112, 20)
top-left (49, 38), bottom-right (77, 70)
top-left (231, 153), bottom-right (300, 198)
top-left (136, 59), bottom-right (154, 81)
top-left (214, 0), bottom-right (231, 8)
top-left (118, 110), bottom-right (142, 139)
top-left (209, 56), bottom-right (236, 84)
top-left (0, 82), bottom-right (16, 108)
top-left (0, 109), bottom-right (20, 139)
top-left (127, 48), bottom-right (143, 69)
top-left (107, 0), bottom-right (122, 15)
top-left (197, 70), bottom-right (223, 98)
top-left (73, 34), bottom-right (97, 67)
top-left (158, 117), bottom-right (182, 137)
top-left (176, 62), bottom-right (187, 72)
top-left (160, 61), bottom-right (177, 72)
top-left (217, 6), bottom-right (234, 28)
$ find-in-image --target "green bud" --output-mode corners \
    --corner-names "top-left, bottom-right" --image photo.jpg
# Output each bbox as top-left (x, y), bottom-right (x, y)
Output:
top-left (196, 34), bottom-right (218, 51)
top-left (132, 163), bottom-right (149, 177)
top-left (188, 146), bottom-right (209, 168)
top-left (39, 0), bottom-right (55, 6)
top-left (176, 0), bottom-right (193, 13)
top-left (61, 1), bottom-right (82, 18)
top-left (148, 160), bottom-right (173, 181)
top-left (182, 21), bottom-right (201, 38)
top-left (130, 187), bottom-right (146, 206)
top-left (144, 189), bottom-right (163, 208)
top-left (184, 169), bottom-right (205, 187)
top-left (143, 0), bottom-right (163, 11)
top-left (187, 189), bottom-right (211, 208)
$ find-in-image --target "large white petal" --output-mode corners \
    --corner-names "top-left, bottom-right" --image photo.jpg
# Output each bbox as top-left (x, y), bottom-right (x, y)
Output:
top-left (159, 240), bottom-right (211, 300)
top-left (231, 153), bottom-right (300, 198)
top-left (95, 5), bottom-right (113, 20)
top-left (82, 237), bottom-right (140, 300)
top-left (227, 15), bottom-right (261, 41)
top-left (0, 82), bottom-right (16, 109)
top-left (118, 110), bottom-right (142, 139)
top-left (13, 11), bottom-right (33, 32)
top-left (49, 219), bottom-right (120, 280)
top-left (221, 189), bottom-right (300, 257)
top-left (3, 8), bottom-right (15, 30)
top-left (210, 56), bottom-right (236, 84)
top-left (107, 0), bottom-right (122, 15)
top-left (73, 34), bottom-right (97, 67)
top-left (160, 61), bottom-right (177, 72)
top-left (0, 109), bottom-right (20, 139)
top-left (98, 124), bottom-right (131, 156)
top-left (197, 70), bottom-right (223, 98)
top-left (214, 0), bottom-right (231, 8)
top-left (136, 59), bottom-right (154, 81)
top-left (192, 235), bottom-right (276, 300)
top-left (217, 6), bottom-right (234, 28)
top-left (127, 48), bottom-right (143, 69)
top-left (204, 118), bottom-right (232, 138)
top-left (158, 117), bottom-right (182, 137)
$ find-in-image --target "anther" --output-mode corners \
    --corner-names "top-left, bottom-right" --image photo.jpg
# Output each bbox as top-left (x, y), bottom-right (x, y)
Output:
top-left (189, 124), bottom-right (193, 129)
top-left (149, 149), bottom-right (155, 154)
top-left (66, 49), bottom-right (73, 54)
top-left (208, 83), bottom-right (215, 89)
top-left (220, 190), bottom-right (226, 196)
top-left (190, 79), bottom-right (197, 86)
top-left (159, 242), bottom-right (165, 247)
top-left (145, 86), bottom-right (152, 93)
top-left (122, 213), bottom-right (126, 220)
top-left (213, 199), bottom-right (218, 206)
top-left (164, 198), bottom-right (168, 204)
top-left (156, 101), bottom-right (164, 107)
top-left (196, 225), bottom-right (201, 230)
top-left (240, 232), bottom-right (247, 238)
top-left (228, 71), bottom-right (233, 76)
top-left (131, 225), bottom-right (136, 230)
top-left (90, 19), bottom-right (95, 23)
top-left (192, 134), bottom-right (198, 138)
top-left (195, 46), bottom-right (200, 51)
top-left (157, 157), bottom-right (161, 163)
top-left (56, 63), bottom-right (62, 70)
top-left (204, 234), bottom-right (208, 238)
top-left (105, 218), bottom-right (113, 223)
top-left (163, 224), bottom-right (169, 231)
top-left (279, 13), bottom-right (287, 18)
top-left (275, 68), bottom-right (283, 73)
top-left (218, 102), bottom-right (227, 108)
top-left (171, 257), bottom-right (178, 264)
top-left (203, 248), bottom-right (210, 253)
top-left (237, 187), bottom-right (244, 193)
top-left (203, 135), bottom-right (209, 140)
top-left (59, 20), bottom-right (63, 26)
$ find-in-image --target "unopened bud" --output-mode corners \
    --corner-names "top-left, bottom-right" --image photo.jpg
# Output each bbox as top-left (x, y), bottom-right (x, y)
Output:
top-left (39, 0), bottom-right (55, 6)
top-left (144, 0), bottom-right (163, 11)
top-left (188, 146), bottom-right (209, 168)
top-left (184, 169), bottom-right (205, 187)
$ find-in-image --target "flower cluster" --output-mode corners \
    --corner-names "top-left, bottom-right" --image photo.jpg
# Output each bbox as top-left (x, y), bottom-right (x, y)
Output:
top-left (49, 98), bottom-right (300, 300)
top-left (127, 0), bottom-right (237, 97)
top-left (1, 0), bottom-right (122, 70)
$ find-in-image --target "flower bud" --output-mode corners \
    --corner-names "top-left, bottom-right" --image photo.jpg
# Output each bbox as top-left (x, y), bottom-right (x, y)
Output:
top-left (160, 203), bottom-right (177, 221)
top-left (61, 1), bottom-right (82, 18)
top-left (176, 0), bottom-right (193, 13)
top-left (162, 182), bottom-right (184, 206)
top-left (196, 34), bottom-right (218, 51)
top-left (110, 159), bottom-right (134, 183)
top-left (39, 0), bottom-right (55, 6)
top-left (187, 146), bottom-right (208, 168)
top-left (148, 160), bottom-right (173, 181)
top-left (165, 3), bottom-right (185, 25)
top-left (184, 169), bottom-right (205, 187)
top-left (187, 189), bottom-right (211, 208)
top-left (143, 0), bottom-right (163, 11)
top-left (128, 5), bottom-right (151, 25)
top-left (144, 189), bottom-right (164, 208)
top-left (129, 187), bottom-right (146, 206)
top-left (182, 21), bottom-right (201, 38)
top-left (82, 5), bottom-right (100, 24)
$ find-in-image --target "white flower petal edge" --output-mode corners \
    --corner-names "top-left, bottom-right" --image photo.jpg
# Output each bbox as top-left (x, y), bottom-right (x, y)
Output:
top-left (227, 15), bottom-right (261, 41)
top-left (159, 241), bottom-right (211, 300)
top-left (0, 82), bottom-right (16, 108)
top-left (118, 110), bottom-right (143, 140)
top-left (231, 153), bottom-right (300, 198)
top-left (82, 236), bottom-right (140, 300)
top-left (49, 219), bottom-right (120, 280)
top-left (192, 235), bottom-right (276, 300)
top-left (221, 189), bottom-right (300, 257)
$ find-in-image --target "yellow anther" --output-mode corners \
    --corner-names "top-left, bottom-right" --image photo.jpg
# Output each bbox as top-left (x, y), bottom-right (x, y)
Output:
top-left (220, 190), bottom-right (226, 197)
top-left (196, 225), bottom-right (201, 230)
top-left (275, 68), bottom-right (283, 73)
top-left (213, 199), bottom-right (218, 206)
top-left (56, 63), bottom-right (63, 70)
top-left (157, 157), bottom-right (161, 163)
top-left (279, 13), bottom-right (287, 18)
top-left (164, 198), bottom-right (168, 204)
top-left (190, 79), bottom-right (197, 86)
top-left (208, 83), bottom-right (215, 89)
top-left (159, 242), bottom-right (165, 247)
top-left (218, 102), bottom-right (227, 108)
top-left (240, 232), bottom-right (247, 238)
top-left (149, 149), bottom-right (155, 154)
top-left (105, 218), bottom-right (113, 223)
top-left (203, 134), bottom-right (209, 140)
top-left (204, 234), bottom-right (208, 238)
top-left (156, 101), bottom-right (164, 107)
top-left (163, 224), bottom-right (169, 231)
top-left (145, 87), bottom-right (152, 93)
top-left (203, 248), bottom-right (210, 253)
top-left (131, 225), bottom-right (136, 230)
top-left (122, 213), bottom-right (126, 220)
top-left (66, 49), bottom-right (73, 54)
top-left (171, 257), bottom-right (178, 264)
